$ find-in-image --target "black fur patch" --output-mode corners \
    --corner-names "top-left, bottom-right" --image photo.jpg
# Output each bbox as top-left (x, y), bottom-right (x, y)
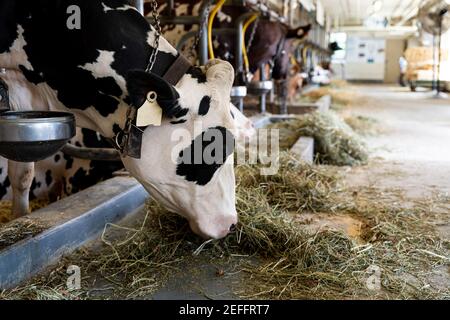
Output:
top-left (29, 178), bottom-right (42, 200)
top-left (170, 119), bottom-right (187, 125)
top-left (198, 96), bottom-right (211, 116)
top-left (112, 124), bottom-right (122, 135)
top-left (64, 153), bottom-right (74, 170)
top-left (0, 177), bottom-right (11, 200)
top-left (176, 126), bottom-right (235, 186)
top-left (187, 66), bottom-right (207, 83)
top-left (45, 170), bottom-right (53, 187)
top-left (54, 154), bottom-right (61, 162)
top-left (172, 107), bottom-right (189, 119)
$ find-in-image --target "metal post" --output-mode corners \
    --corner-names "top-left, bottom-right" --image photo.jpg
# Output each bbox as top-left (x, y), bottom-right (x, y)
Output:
top-left (133, 0), bottom-right (144, 15)
top-left (259, 64), bottom-right (266, 114)
top-left (176, 31), bottom-right (198, 51)
top-left (166, 0), bottom-right (175, 16)
top-left (199, 0), bottom-right (211, 65)
top-left (436, 9), bottom-right (446, 96)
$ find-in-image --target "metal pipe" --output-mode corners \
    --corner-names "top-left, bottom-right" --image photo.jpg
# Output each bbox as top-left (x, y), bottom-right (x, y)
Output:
top-left (176, 31), bottom-right (197, 51)
top-left (166, 0), bottom-right (175, 16)
top-left (133, 0), bottom-right (144, 15)
top-left (233, 12), bottom-right (256, 114)
top-left (62, 144), bottom-right (121, 162)
top-left (259, 64), bottom-right (267, 114)
top-left (198, 0), bottom-right (211, 65)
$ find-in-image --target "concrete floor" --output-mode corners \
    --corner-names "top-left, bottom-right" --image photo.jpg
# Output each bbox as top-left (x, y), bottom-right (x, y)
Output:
top-left (343, 85), bottom-right (450, 200)
top-left (342, 84), bottom-right (450, 254)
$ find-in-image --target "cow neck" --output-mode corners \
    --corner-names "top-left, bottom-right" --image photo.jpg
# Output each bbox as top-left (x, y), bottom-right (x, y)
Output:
top-left (110, 52), bottom-right (192, 159)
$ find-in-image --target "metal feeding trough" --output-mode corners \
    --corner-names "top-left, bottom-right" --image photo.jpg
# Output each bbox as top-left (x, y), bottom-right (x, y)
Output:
top-left (0, 111), bottom-right (75, 162)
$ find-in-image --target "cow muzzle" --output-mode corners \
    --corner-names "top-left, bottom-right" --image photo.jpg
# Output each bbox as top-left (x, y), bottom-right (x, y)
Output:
top-left (189, 214), bottom-right (238, 240)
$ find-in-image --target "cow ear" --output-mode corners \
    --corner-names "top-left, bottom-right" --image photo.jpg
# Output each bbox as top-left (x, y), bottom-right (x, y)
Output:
top-left (205, 59), bottom-right (235, 96)
top-left (286, 24), bottom-right (311, 39)
top-left (126, 70), bottom-right (181, 117)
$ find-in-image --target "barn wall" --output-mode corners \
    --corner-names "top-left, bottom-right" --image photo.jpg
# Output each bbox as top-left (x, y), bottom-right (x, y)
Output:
top-left (384, 39), bottom-right (406, 83)
top-left (344, 35), bottom-right (386, 81)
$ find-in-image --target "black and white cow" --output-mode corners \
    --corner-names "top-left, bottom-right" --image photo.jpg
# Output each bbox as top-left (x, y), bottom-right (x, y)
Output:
top-left (0, 127), bottom-right (124, 207)
top-left (0, 0), bottom-right (238, 239)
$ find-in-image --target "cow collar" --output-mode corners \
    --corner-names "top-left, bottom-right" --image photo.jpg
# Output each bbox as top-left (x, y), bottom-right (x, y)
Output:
top-left (112, 53), bottom-right (192, 159)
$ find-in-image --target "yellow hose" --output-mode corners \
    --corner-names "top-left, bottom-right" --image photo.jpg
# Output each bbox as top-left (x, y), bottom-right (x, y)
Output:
top-left (242, 14), bottom-right (259, 73)
top-left (208, 0), bottom-right (227, 60)
top-left (290, 55), bottom-right (299, 68)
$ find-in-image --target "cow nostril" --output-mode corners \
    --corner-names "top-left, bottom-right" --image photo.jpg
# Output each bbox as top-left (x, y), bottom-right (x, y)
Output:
top-left (229, 224), bottom-right (237, 232)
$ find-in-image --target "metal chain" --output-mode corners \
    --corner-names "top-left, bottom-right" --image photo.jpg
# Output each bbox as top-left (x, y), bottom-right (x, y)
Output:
top-left (146, 0), bottom-right (162, 72)
top-left (188, 0), bottom-right (213, 61)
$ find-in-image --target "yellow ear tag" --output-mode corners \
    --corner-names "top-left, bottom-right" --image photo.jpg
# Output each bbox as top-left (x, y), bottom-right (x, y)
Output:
top-left (136, 91), bottom-right (162, 127)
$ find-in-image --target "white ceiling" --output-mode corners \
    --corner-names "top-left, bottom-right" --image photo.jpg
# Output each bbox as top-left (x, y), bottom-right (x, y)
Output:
top-left (320, 0), bottom-right (424, 26)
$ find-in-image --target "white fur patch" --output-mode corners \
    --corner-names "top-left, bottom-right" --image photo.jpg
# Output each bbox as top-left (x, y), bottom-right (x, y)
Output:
top-left (102, 3), bottom-right (136, 13)
top-left (0, 25), bottom-right (34, 70)
top-left (79, 50), bottom-right (127, 98)
top-left (147, 30), bottom-right (178, 55)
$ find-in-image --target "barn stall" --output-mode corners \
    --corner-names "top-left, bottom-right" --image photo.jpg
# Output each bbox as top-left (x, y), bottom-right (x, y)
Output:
top-left (0, 0), bottom-right (449, 301)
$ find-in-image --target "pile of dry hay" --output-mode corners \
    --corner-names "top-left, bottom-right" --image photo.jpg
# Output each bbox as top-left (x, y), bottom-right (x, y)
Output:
top-left (303, 87), bottom-right (361, 108)
top-left (268, 111), bottom-right (369, 166)
top-left (2, 153), bottom-right (448, 300)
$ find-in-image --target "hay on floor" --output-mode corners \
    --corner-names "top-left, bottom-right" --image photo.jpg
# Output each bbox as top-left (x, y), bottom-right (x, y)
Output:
top-left (0, 219), bottom-right (48, 252)
top-left (303, 87), bottom-right (361, 107)
top-left (1, 153), bottom-right (448, 300)
top-left (268, 111), bottom-right (369, 166)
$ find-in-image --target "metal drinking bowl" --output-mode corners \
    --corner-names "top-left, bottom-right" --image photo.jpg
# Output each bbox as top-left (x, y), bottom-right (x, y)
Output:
top-left (0, 111), bottom-right (76, 162)
top-left (230, 86), bottom-right (247, 98)
top-left (247, 80), bottom-right (274, 96)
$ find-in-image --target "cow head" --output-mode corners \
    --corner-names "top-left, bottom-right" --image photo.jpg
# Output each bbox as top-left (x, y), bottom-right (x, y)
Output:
top-left (273, 24), bottom-right (312, 80)
top-left (123, 59), bottom-right (238, 240)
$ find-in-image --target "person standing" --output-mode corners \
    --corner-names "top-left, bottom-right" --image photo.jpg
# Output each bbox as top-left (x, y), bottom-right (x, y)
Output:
top-left (399, 55), bottom-right (408, 87)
